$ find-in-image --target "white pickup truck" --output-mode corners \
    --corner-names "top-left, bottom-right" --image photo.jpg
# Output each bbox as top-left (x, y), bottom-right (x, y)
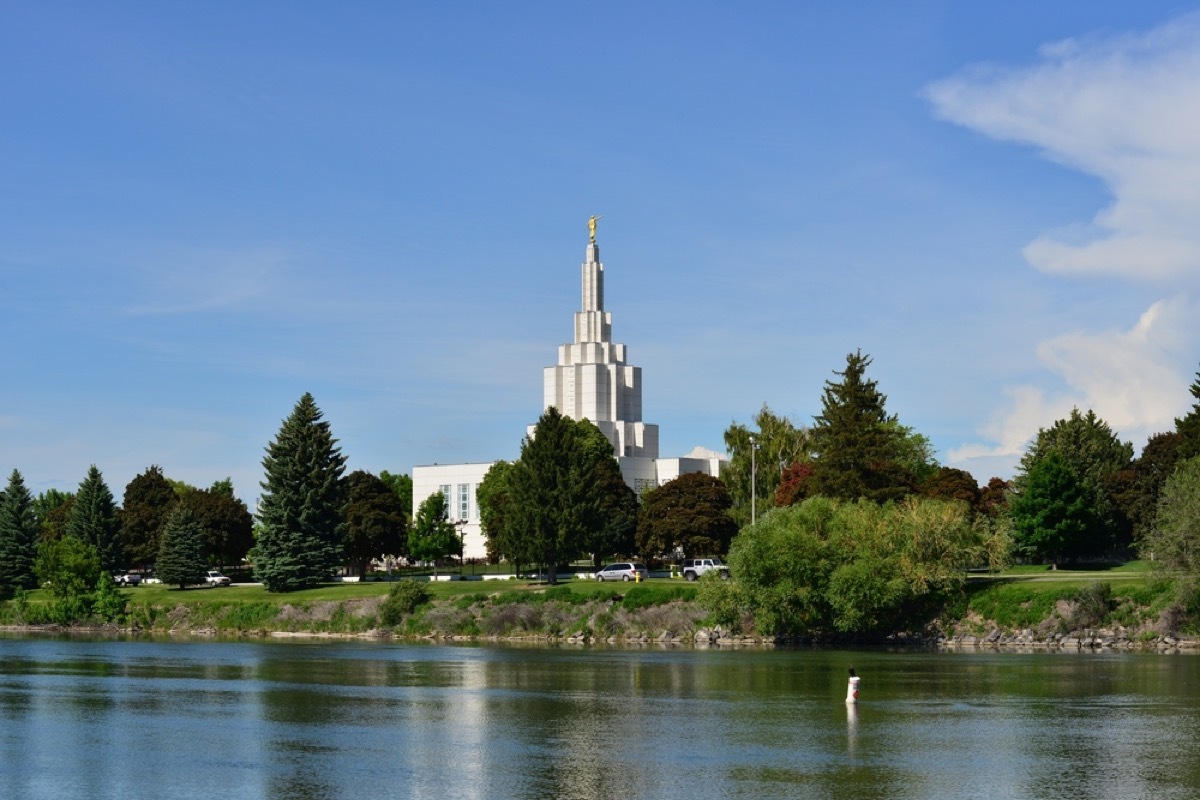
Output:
top-left (681, 558), bottom-right (730, 581)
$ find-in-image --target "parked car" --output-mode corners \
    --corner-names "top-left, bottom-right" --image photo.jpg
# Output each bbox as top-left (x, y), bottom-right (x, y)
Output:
top-left (595, 562), bottom-right (648, 582)
top-left (113, 572), bottom-right (142, 587)
top-left (681, 558), bottom-right (730, 581)
top-left (205, 570), bottom-right (231, 587)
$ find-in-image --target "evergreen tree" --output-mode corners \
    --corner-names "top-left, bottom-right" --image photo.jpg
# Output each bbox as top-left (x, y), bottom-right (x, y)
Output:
top-left (1010, 452), bottom-right (1099, 565)
top-left (506, 408), bottom-right (616, 583)
top-left (256, 393), bottom-right (348, 591)
top-left (808, 350), bottom-right (915, 502)
top-left (1175, 367), bottom-right (1200, 461)
top-left (32, 488), bottom-right (72, 540)
top-left (342, 470), bottom-right (408, 578)
top-left (1015, 408), bottom-right (1133, 555)
top-left (66, 465), bottom-right (123, 573)
top-left (120, 465), bottom-right (177, 568)
top-left (637, 472), bottom-right (736, 559)
top-left (156, 504), bottom-right (209, 589)
top-left (0, 469), bottom-right (40, 593)
top-left (588, 458), bottom-right (639, 565)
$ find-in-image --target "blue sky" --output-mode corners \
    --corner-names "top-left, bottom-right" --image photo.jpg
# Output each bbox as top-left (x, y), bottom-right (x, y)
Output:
top-left (4, 2), bottom-right (1200, 505)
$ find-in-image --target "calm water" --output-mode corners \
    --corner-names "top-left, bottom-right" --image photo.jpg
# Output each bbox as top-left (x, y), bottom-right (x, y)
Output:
top-left (1, 636), bottom-right (1198, 800)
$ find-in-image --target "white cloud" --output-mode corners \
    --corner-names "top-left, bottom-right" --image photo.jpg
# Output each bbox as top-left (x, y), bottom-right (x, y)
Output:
top-left (683, 445), bottom-right (725, 460)
top-left (122, 245), bottom-right (288, 316)
top-left (924, 12), bottom-right (1200, 281)
top-left (949, 298), bottom-right (1197, 476)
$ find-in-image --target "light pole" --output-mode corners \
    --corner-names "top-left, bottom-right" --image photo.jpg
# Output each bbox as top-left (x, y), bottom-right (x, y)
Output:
top-left (456, 519), bottom-right (468, 577)
top-left (749, 434), bottom-right (757, 525)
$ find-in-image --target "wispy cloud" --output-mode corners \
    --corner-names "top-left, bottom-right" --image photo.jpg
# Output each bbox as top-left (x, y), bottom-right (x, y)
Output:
top-left (121, 245), bottom-right (289, 316)
top-left (950, 297), bottom-right (1197, 472)
top-left (929, 12), bottom-right (1200, 477)
top-left (924, 12), bottom-right (1200, 282)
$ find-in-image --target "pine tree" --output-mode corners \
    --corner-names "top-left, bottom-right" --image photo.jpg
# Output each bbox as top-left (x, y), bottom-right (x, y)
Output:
top-left (808, 350), bottom-right (914, 502)
top-left (66, 465), bottom-right (123, 573)
top-left (256, 393), bottom-right (347, 591)
top-left (1010, 452), bottom-right (1099, 566)
top-left (0, 469), bottom-right (40, 593)
top-left (1176, 367), bottom-right (1200, 461)
top-left (156, 504), bottom-right (209, 589)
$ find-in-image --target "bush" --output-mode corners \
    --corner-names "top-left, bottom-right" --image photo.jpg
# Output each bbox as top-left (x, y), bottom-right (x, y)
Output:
top-left (620, 585), bottom-right (697, 610)
top-left (380, 580), bottom-right (431, 626)
top-left (1069, 582), bottom-right (1112, 630)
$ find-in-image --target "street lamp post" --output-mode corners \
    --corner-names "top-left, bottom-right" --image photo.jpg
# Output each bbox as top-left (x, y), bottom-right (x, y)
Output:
top-left (456, 519), bottom-right (468, 577)
top-left (749, 434), bottom-right (757, 525)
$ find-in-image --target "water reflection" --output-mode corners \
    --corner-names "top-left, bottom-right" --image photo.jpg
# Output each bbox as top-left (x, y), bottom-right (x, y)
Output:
top-left (0, 637), bottom-right (1199, 800)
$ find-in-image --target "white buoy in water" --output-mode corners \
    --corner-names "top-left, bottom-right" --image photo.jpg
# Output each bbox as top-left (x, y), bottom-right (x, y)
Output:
top-left (845, 667), bottom-right (860, 704)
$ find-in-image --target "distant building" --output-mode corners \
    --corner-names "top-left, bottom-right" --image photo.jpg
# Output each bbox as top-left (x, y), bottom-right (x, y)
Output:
top-left (413, 222), bottom-right (725, 560)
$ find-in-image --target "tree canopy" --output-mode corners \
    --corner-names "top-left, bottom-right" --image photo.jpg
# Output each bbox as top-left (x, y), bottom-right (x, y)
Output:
top-left (723, 404), bottom-right (809, 527)
top-left (1010, 451), bottom-right (1099, 564)
top-left (156, 504), bottom-right (208, 589)
top-left (637, 472), bottom-right (736, 559)
top-left (408, 491), bottom-right (460, 573)
top-left (504, 407), bottom-right (620, 582)
top-left (1142, 455), bottom-right (1200, 574)
top-left (342, 469), bottom-right (408, 577)
top-left (120, 465), bottom-right (177, 568)
top-left (256, 393), bottom-right (347, 591)
top-left (66, 465), bottom-right (122, 573)
top-left (0, 469), bottom-right (39, 594)
top-left (808, 350), bottom-right (924, 503)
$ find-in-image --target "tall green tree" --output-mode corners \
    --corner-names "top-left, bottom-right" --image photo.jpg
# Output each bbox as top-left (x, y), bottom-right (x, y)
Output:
top-left (379, 471), bottom-right (414, 523)
top-left (506, 408), bottom-right (616, 583)
top-left (808, 350), bottom-right (919, 503)
top-left (409, 491), bottom-right (461, 575)
top-left (0, 470), bottom-right (40, 594)
top-left (256, 393), bottom-right (348, 591)
top-left (180, 487), bottom-right (255, 568)
top-left (66, 465), bottom-right (123, 573)
top-left (724, 404), bottom-right (810, 527)
top-left (35, 536), bottom-right (101, 622)
top-left (32, 488), bottom-right (72, 540)
top-left (120, 465), bottom-right (177, 568)
top-left (587, 458), bottom-right (639, 566)
top-left (156, 504), bottom-right (209, 589)
top-left (1016, 408), bottom-right (1134, 555)
top-left (477, 460), bottom-right (516, 563)
top-left (1142, 455), bottom-right (1200, 574)
top-left (1175, 366), bottom-right (1200, 461)
top-left (342, 470), bottom-right (408, 577)
top-left (637, 472), bottom-right (736, 559)
top-left (1010, 451), bottom-right (1099, 565)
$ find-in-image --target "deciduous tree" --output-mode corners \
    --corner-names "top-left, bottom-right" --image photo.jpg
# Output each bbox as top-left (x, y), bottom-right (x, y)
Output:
top-left (342, 470), bottom-right (408, 577)
top-left (1143, 456), bottom-right (1200, 573)
top-left (256, 393), bottom-right (347, 591)
top-left (724, 405), bottom-right (809, 527)
top-left (637, 472), bottom-right (736, 558)
top-left (180, 487), bottom-right (254, 568)
top-left (409, 491), bottom-right (461, 575)
top-left (120, 465), bottom-right (177, 568)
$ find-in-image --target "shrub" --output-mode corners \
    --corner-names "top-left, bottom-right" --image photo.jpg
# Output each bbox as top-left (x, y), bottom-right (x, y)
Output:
top-left (1068, 582), bottom-right (1112, 630)
top-left (380, 580), bottom-right (431, 627)
top-left (620, 585), bottom-right (697, 610)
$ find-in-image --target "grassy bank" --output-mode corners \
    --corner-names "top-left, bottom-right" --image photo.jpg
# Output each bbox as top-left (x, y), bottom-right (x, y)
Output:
top-left (3, 564), bottom-right (1196, 645)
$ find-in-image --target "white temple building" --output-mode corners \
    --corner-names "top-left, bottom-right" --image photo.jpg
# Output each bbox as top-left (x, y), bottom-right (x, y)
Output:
top-left (413, 220), bottom-right (724, 560)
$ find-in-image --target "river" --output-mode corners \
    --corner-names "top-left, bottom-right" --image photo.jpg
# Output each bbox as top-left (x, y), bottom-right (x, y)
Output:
top-left (0, 635), bottom-right (1197, 799)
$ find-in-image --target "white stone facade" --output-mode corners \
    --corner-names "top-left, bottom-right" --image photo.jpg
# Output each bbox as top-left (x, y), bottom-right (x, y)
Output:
top-left (413, 224), bottom-right (726, 560)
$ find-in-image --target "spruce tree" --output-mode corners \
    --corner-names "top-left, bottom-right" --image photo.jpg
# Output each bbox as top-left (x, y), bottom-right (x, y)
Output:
top-left (1176, 367), bottom-right (1200, 461)
top-left (66, 465), bottom-right (123, 573)
top-left (0, 469), bottom-right (40, 593)
top-left (256, 393), bottom-right (347, 591)
top-left (156, 504), bottom-right (209, 589)
top-left (808, 350), bottom-right (912, 502)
